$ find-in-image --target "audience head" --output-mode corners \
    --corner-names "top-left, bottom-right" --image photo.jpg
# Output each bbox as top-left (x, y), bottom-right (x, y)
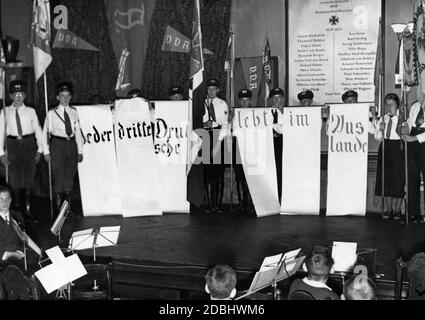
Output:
top-left (305, 245), bottom-right (334, 283)
top-left (384, 93), bottom-right (400, 116)
top-left (0, 186), bottom-right (12, 213)
top-left (205, 265), bottom-right (237, 300)
top-left (343, 275), bottom-right (377, 300)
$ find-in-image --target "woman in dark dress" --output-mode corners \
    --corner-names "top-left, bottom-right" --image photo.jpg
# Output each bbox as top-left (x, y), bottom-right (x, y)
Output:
top-left (374, 93), bottom-right (405, 220)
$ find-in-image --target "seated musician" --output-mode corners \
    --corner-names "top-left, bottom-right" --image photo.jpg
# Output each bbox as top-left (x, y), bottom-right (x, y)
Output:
top-left (289, 245), bottom-right (340, 300)
top-left (205, 264), bottom-right (237, 300)
top-left (0, 185), bottom-right (26, 265)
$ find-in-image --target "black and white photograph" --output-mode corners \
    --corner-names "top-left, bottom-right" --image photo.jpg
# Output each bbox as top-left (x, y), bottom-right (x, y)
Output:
top-left (0, 0), bottom-right (424, 313)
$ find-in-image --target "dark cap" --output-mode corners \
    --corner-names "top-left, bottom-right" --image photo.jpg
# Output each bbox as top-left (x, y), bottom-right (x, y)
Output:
top-left (342, 90), bottom-right (358, 102)
top-left (269, 87), bottom-right (284, 98)
top-left (127, 88), bottom-right (142, 98)
top-left (9, 80), bottom-right (26, 94)
top-left (298, 90), bottom-right (314, 101)
top-left (238, 89), bottom-right (252, 99)
top-left (206, 78), bottom-right (219, 87)
top-left (57, 82), bottom-right (73, 94)
top-left (168, 85), bottom-right (184, 96)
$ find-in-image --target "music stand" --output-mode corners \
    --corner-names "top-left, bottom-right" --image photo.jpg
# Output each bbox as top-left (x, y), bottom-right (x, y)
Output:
top-left (50, 200), bottom-right (70, 244)
top-left (69, 226), bottom-right (120, 262)
top-left (236, 249), bottom-right (305, 300)
top-left (9, 218), bottom-right (42, 272)
top-left (35, 246), bottom-right (87, 299)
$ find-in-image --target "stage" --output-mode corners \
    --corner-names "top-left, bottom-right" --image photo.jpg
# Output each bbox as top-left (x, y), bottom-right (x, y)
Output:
top-left (25, 202), bottom-right (424, 299)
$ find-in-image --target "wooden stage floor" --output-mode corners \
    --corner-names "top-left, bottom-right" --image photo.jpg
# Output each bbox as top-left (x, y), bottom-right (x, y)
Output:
top-left (28, 210), bottom-right (424, 281)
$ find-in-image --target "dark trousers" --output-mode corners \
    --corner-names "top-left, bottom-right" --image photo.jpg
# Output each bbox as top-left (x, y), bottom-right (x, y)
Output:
top-left (7, 135), bottom-right (37, 189)
top-left (203, 129), bottom-right (225, 185)
top-left (50, 137), bottom-right (78, 193)
top-left (407, 141), bottom-right (425, 217)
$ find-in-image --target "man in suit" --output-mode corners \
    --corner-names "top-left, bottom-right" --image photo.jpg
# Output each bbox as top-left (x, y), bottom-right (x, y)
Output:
top-left (0, 80), bottom-right (42, 223)
top-left (0, 185), bottom-right (26, 266)
top-left (43, 82), bottom-right (84, 219)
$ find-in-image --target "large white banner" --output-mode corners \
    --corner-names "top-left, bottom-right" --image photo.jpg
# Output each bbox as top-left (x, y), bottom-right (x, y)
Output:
top-left (326, 103), bottom-right (369, 216)
top-left (153, 101), bottom-right (190, 213)
top-left (114, 98), bottom-right (162, 217)
top-left (281, 107), bottom-right (322, 215)
top-left (233, 108), bottom-right (281, 217)
top-left (288, 0), bottom-right (381, 105)
top-left (77, 106), bottom-right (121, 216)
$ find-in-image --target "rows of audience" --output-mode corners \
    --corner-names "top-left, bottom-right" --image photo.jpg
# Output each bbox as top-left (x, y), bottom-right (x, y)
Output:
top-left (205, 245), bottom-right (376, 300)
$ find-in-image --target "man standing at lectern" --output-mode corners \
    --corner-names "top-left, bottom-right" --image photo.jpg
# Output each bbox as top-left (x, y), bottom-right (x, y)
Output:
top-left (203, 78), bottom-right (229, 213)
top-left (43, 82), bottom-right (84, 219)
top-left (0, 80), bottom-right (42, 223)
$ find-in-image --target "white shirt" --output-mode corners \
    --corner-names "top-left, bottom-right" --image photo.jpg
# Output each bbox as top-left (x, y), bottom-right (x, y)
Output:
top-left (302, 277), bottom-right (332, 291)
top-left (203, 97), bottom-right (229, 140)
top-left (0, 210), bottom-right (9, 224)
top-left (406, 101), bottom-right (425, 143)
top-left (373, 112), bottom-right (401, 141)
top-left (0, 105), bottom-right (43, 156)
top-left (43, 105), bottom-right (83, 155)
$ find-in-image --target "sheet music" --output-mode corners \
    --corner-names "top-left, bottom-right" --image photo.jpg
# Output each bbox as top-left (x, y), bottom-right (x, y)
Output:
top-left (260, 253), bottom-right (283, 271)
top-left (35, 246), bottom-right (87, 294)
top-left (69, 226), bottom-right (120, 250)
top-left (68, 228), bottom-right (94, 250)
top-left (332, 241), bottom-right (358, 273)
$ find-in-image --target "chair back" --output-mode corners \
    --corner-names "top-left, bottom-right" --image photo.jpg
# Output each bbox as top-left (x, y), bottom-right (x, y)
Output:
top-left (71, 264), bottom-right (112, 300)
top-left (1, 265), bottom-right (40, 300)
top-left (288, 289), bottom-right (315, 300)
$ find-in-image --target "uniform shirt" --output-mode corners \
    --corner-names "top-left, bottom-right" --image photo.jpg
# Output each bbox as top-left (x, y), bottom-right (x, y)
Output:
top-left (406, 101), bottom-right (425, 143)
top-left (203, 97), bottom-right (229, 140)
top-left (373, 111), bottom-right (401, 141)
top-left (43, 104), bottom-right (83, 155)
top-left (0, 105), bottom-right (43, 156)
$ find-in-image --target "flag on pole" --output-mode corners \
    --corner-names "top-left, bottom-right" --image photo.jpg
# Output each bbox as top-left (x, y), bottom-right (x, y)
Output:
top-left (53, 29), bottom-right (99, 51)
top-left (373, 18), bottom-right (383, 110)
top-left (262, 37), bottom-right (272, 106)
top-left (0, 42), bottom-right (5, 100)
top-left (30, 0), bottom-right (53, 82)
top-left (413, 0), bottom-right (425, 99)
top-left (224, 33), bottom-right (233, 72)
top-left (186, 0), bottom-right (205, 208)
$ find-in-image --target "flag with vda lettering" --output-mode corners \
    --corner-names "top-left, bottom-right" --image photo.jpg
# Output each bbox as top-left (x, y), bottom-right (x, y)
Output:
top-left (261, 37), bottom-right (272, 106)
top-left (53, 29), bottom-right (99, 51)
top-left (30, 0), bottom-right (52, 82)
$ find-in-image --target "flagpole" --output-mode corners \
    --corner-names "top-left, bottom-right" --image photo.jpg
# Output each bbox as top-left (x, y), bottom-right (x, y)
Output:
top-left (43, 72), bottom-right (53, 220)
top-left (229, 31), bottom-right (235, 212)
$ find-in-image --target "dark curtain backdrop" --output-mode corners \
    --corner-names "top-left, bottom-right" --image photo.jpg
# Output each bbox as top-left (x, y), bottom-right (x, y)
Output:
top-left (142, 0), bottom-right (232, 100)
top-left (36, 0), bottom-right (117, 114)
top-left (34, 0), bottom-right (118, 197)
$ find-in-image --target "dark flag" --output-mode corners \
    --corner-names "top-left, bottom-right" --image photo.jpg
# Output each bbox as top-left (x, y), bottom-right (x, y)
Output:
top-left (186, 0), bottom-right (205, 209)
top-left (262, 37), bottom-right (272, 105)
